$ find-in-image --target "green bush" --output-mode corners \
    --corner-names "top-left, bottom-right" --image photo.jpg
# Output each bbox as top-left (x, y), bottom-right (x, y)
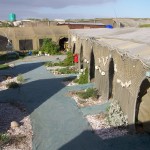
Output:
top-left (6, 82), bottom-right (20, 89)
top-left (0, 64), bottom-right (9, 70)
top-left (32, 50), bottom-right (39, 55)
top-left (74, 68), bottom-right (88, 84)
top-left (61, 51), bottom-right (74, 66)
top-left (17, 74), bottom-right (25, 83)
top-left (0, 133), bottom-right (10, 145)
top-left (77, 88), bottom-right (98, 99)
top-left (106, 100), bottom-right (128, 127)
top-left (40, 38), bottom-right (60, 55)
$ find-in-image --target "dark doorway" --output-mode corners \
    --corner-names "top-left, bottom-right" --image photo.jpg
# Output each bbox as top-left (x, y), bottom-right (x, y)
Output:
top-left (0, 36), bottom-right (8, 51)
top-left (108, 59), bottom-right (114, 99)
top-left (19, 39), bottom-right (33, 50)
top-left (90, 50), bottom-right (95, 82)
top-left (135, 79), bottom-right (150, 132)
top-left (80, 45), bottom-right (84, 69)
top-left (73, 43), bottom-right (75, 54)
top-left (59, 37), bottom-right (68, 51)
top-left (39, 39), bottom-right (44, 48)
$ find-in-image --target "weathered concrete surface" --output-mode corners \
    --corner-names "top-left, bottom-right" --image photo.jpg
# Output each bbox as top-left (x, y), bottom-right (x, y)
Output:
top-left (0, 26), bottom-right (68, 50)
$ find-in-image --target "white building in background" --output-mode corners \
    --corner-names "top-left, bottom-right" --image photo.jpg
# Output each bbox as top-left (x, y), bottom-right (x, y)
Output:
top-left (54, 19), bottom-right (65, 24)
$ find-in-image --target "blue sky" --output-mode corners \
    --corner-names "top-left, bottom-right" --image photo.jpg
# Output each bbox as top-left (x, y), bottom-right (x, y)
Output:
top-left (0, 0), bottom-right (150, 20)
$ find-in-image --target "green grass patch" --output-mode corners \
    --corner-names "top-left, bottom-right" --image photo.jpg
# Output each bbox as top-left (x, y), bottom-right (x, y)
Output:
top-left (77, 88), bottom-right (98, 99)
top-left (45, 51), bottom-right (74, 67)
top-left (0, 64), bottom-right (9, 70)
top-left (56, 67), bottom-right (78, 74)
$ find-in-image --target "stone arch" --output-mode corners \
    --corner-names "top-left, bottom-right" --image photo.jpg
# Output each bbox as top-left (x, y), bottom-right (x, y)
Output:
top-left (59, 37), bottom-right (68, 51)
top-left (108, 58), bottom-right (115, 99)
top-left (89, 49), bottom-right (95, 82)
top-left (80, 44), bottom-right (84, 69)
top-left (135, 78), bottom-right (150, 132)
top-left (0, 35), bottom-right (8, 51)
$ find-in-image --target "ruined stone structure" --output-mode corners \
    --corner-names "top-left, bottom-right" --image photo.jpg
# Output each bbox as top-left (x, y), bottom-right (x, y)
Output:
top-left (0, 26), bottom-right (68, 51)
top-left (69, 28), bottom-right (150, 132)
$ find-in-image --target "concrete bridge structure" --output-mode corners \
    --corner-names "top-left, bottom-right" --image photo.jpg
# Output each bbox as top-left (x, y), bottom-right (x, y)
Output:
top-left (69, 28), bottom-right (150, 132)
top-left (0, 26), bottom-right (69, 51)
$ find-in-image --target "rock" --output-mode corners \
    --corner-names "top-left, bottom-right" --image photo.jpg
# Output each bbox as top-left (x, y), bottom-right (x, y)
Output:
top-left (9, 64), bottom-right (15, 68)
top-left (7, 76), bottom-right (12, 80)
top-left (11, 121), bottom-right (19, 129)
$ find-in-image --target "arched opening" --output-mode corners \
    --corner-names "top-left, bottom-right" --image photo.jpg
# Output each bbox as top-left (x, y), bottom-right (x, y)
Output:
top-left (135, 79), bottom-right (150, 132)
top-left (73, 43), bottom-right (75, 54)
top-left (59, 37), bottom-right (68, 51)
top-left (0, 36), bottom-right (8, 51)
top-left (80, 45), bottom-right (84, 69)
top-left (108, 59), bottom-right (114, 99)
top-left (90, 50), bottom-right (95, 82)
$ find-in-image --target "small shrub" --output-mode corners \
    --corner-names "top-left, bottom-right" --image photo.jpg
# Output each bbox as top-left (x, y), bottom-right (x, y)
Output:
top-left (40, 38), bottom-right (60, 55)
top-left (32, 50), bottom-right (39, 55)
top-left (106, 100), bottom-right (128, 127)
top-left (61, 51), bottom-right (74, 66)
top-left (6, 82), bottom-right (20, 89)
top-left (77, 88), bottom-right (98, 99)
top-left (0, 133), bottom-right (10, 145)
top-left (0, 64), bottom-right (9, 70)
top-left (17, 74), bottom-right (24, 83)
top-left (74, 68), bottom-right (88, 84)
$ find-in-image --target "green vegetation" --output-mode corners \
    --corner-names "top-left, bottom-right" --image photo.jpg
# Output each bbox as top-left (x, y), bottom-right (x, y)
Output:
top-left (77, 88), bottom-right (98, 99)
top-left (56, 67), bottom-right (78, 74)
top-left (44, 61), bottom-right (60, 67)
top-left (0, 54), bottom-right (7, 61)
top-left (45, 51), bottom-right (74, 67)
top-left (74, 68), bottom-right (88, 84)
top-left (0, 22), bottom-right (13, 28)
top-left (32, 50), bottom-right (39, 55)
top-left (139, 24), bottom-right (150, 28)
top-left (0, 133), bottom-right (26, 148)
top-left (40, 38), bottom-right (60, 55)
top-left (0, 64), bottom-right (9, 70)
top-left (6, 82), bottom-right (20, 89)
top-left (17, 74), bottom-right (25, 83)
top-left (0, 133), bottom-right (10, 145)
top-left (106, 100), bottom-right (128, 127)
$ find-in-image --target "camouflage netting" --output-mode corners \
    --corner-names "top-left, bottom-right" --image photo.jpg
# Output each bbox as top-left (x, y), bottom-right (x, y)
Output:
top-left (69, 28), bottom-right (150, 132)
